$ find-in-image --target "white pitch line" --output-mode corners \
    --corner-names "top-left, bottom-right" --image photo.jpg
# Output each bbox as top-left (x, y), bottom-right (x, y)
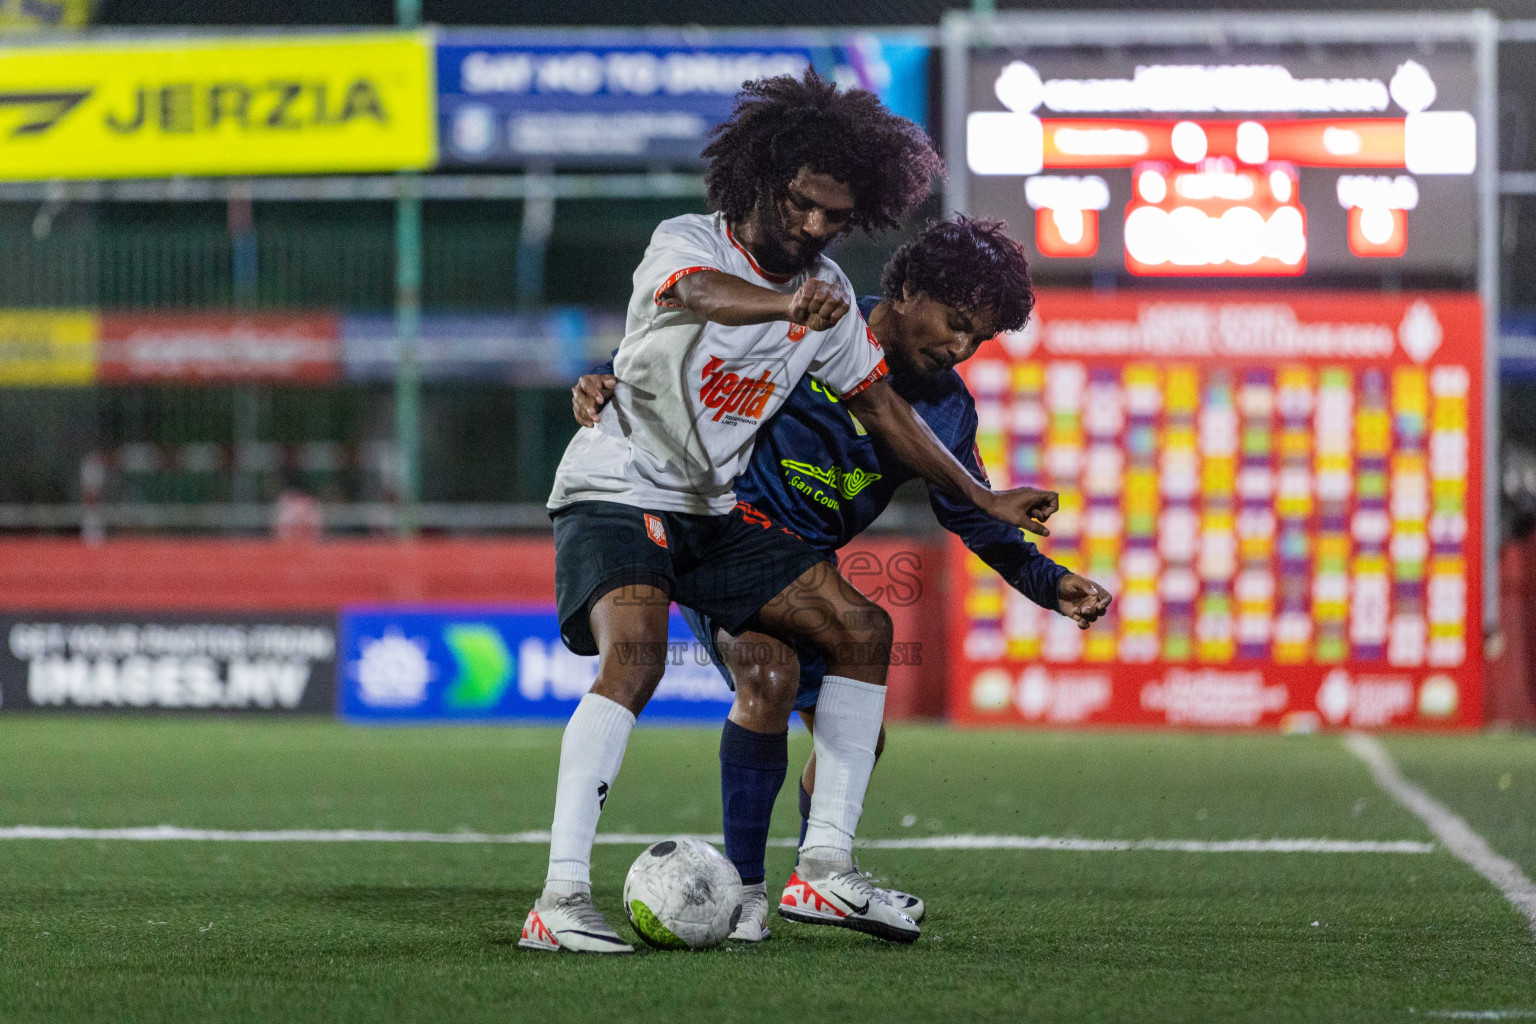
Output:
top-left (0, 824), bottom-right (1433, 854)
top-left (1346, 733), bottom-right (1536, 941)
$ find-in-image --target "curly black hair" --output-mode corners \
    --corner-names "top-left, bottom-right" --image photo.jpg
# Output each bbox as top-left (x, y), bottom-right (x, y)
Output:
top-left (702, 69), bottom-right (943, 235)
top-left (882, 216), bottom-right (1034, 332)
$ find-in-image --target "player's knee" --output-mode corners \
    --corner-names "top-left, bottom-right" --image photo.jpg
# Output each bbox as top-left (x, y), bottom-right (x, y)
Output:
top-left (840, 600), bottom-right (893, 658)
top-left (731, 659), bottom-right (800, 718)
top-left (592, 632), bottom-right (670, 708)
top-left (595, 648), bottom-right (667, 694)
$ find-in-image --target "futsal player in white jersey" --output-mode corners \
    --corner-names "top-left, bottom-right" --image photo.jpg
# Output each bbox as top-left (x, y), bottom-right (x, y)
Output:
top-left (520, 71), bottom-right (1059, 953)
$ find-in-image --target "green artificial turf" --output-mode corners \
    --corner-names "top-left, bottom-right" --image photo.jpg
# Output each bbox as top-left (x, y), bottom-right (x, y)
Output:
top-left (1, 718), bottom-right (1533, 1023)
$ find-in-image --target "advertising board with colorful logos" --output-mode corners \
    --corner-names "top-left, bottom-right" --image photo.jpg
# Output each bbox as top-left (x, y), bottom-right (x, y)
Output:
top-left (0, 612), bottom-right (337, 713)
top-left (0, 29), bottom-right (931, 182)
top-left (0, 605), bottom-right (732, 722)
top-left (0, 310), bottom-right (96, 385)
top-left (339, 606), bottom-right (733, 722)
top-left (0, 309), bottom-right (621, 386)
top-left (950, 289), bottom-right (1484, 730)
top-left (435, 30), bottom-right (929, 168)
top-left (0, 33), bottom-right (436, 180)
top-left (341, 310), bottom-right (624, 385)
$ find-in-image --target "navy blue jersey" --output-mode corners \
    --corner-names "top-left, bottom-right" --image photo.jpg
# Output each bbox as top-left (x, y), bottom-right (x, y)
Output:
top-left (595, 295), bottom-right (1068, 610)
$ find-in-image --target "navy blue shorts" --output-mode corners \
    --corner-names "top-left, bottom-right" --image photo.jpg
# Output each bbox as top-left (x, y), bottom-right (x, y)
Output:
top-left (679, 605), bottom-right (828, 712)
top-left (550, 499), bottom-right (827, 658)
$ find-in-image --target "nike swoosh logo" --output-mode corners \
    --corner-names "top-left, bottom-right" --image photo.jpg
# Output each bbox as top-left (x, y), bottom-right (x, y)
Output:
top-left (557, 928), bottom-right (629, 944)
top-left (829, 891), bottom-right (870, 916)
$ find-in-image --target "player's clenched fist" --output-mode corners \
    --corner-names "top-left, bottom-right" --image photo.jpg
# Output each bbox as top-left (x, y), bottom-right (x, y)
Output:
top-left (981, 485), bottom-right (1060, 537)
top-left (784, 279), bottom-right (849, 331)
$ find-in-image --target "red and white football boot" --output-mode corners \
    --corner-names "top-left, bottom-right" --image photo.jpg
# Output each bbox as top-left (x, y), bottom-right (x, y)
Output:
top-left (778, 864), bottom-right (920, 943)
top-left (518, 891), bottom-right (634, 954)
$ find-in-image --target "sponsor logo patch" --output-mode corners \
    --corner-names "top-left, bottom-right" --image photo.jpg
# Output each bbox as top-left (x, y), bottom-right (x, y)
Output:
top-left (644, 513), bottom-right (667, 548)
top-left (780, 459), bottom-right (883, 501)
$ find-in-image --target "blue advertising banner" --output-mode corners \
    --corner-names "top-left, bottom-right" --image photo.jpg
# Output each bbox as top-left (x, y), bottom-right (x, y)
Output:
top-left (436, 30), bottom-right (930, 168)
top-left (340, 310), bottom-right (624, 385)
top-left (339, 605), bottom-right (734, 723)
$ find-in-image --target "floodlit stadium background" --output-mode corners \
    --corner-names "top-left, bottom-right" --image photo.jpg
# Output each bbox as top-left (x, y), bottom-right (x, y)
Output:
top-left (1, 0), bottom-right (1535, 732)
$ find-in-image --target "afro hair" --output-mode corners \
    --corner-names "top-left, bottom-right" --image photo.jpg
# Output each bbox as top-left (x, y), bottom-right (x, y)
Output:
top-left (702, 69), bottom-right (943, 235)
top-left (882, 216), bottom-right (1034, 333)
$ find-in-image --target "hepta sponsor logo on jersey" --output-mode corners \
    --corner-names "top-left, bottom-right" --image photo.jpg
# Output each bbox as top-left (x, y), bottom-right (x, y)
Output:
top-left (697, 356), bottom-right (777, 424)
top-left (1, 614), bottom-right (337, 712)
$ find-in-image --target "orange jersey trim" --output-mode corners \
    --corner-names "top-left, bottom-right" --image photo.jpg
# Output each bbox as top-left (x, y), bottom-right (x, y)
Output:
top-left (839, 358), bottom-right (889, 400)
top-left (724, 222), bottom-right (795, 284)
top-left (654, 266), bottom-right (719, 308)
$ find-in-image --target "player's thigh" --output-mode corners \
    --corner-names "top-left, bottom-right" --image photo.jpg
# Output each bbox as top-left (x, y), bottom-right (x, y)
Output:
top-left (671, 500), bottom-right (826, 644)
top-left (753, 560), bottom-right (894, 684)
top-left (552, 500), bottom-right (675, 657)
top-left (588, 584), bottom-right (673, 715)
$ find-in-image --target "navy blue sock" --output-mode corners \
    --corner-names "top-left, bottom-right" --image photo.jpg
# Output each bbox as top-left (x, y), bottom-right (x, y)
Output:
top-left (719, 721), bottom-right (788, 885)
top-left (798, 779), bottom-right (812, 847)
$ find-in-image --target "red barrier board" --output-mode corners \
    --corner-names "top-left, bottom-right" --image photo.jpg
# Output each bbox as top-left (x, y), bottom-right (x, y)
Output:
top-left (948, 289), bottom-right (1484, 730)
top-left (99, 313), bottom-right (341, 383)
top-left (0, 537), bottom-right (950, 720)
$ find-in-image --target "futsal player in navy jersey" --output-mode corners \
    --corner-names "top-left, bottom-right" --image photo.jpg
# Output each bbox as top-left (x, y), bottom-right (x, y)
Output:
top-left (572, 216), bottom-right (1112, 941)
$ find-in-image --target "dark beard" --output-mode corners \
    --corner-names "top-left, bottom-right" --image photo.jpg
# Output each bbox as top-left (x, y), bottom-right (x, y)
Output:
top-left (751, 197), bottom-right (825, 276)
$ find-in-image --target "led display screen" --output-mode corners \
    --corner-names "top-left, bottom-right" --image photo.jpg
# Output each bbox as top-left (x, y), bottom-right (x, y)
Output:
top-left (962, 44), bottom-right (1479, 281)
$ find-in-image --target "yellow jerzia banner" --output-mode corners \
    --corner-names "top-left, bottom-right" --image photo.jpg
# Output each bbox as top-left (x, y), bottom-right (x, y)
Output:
top-left (0, 32), bottom-right (436, 180)
top-left (0, 311), bottom-right (96, 385)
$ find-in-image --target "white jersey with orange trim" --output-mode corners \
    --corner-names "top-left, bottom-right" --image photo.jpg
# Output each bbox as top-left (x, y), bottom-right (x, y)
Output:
top-left (548, 212), bottom-right (888, 516)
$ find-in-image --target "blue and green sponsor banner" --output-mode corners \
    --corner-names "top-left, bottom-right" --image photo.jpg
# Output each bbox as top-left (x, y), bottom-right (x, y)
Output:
top-left (339, 605), bottom-right (732, 722)
top-left (435, 30), bottom-right (929, 168)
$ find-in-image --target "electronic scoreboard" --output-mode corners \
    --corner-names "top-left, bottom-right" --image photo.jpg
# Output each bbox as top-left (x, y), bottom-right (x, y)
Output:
top-left (945, 16), bottom-right (1495, 730)
top-left (958, 36), bottom-right (1480, 281)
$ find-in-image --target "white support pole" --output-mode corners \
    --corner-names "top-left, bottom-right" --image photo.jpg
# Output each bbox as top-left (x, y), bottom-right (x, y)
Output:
top-left (1477, 10), bottom-right (1502, 636)
top-left (941, 12), bottom-right (971, 218)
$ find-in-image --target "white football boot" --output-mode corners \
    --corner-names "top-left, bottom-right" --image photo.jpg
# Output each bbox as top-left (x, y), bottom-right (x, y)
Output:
top-left (518, 891), bottom-right (635, 954)
top-left (852, 855), bottom-right (926, 923)
top-left (877, 886), bottom-right (926, 925)
top-left (778, 861), bottom-right (920, 943)
top-left (728, 882), bottom-right (772, 942)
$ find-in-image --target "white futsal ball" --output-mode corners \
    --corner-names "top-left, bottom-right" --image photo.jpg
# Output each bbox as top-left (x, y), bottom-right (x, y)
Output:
top-left (623, 837), bottom-right (743, 950)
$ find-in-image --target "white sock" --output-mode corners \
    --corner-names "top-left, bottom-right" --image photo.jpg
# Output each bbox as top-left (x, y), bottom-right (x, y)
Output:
top-left (544, 693), bottom-right (636, 896)
top-left (799, 675), bottom-right (886, 867)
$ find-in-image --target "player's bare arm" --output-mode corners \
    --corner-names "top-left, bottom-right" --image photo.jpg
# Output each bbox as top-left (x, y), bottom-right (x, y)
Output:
top-left (667, 271), bottom-right (849, 330)
top-left (843, 379), bottom-right (1058, 536)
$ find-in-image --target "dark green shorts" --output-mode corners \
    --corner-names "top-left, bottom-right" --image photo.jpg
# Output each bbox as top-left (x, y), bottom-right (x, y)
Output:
top-left (549, 499), bottom-right (828, 657)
